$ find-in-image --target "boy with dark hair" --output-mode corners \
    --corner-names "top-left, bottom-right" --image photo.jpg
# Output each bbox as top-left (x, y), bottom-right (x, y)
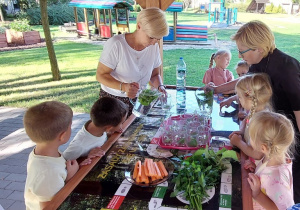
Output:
top-left (24, 101), bottom-right (79, 210)
top-left (63, 97), bottom-right (128, 161)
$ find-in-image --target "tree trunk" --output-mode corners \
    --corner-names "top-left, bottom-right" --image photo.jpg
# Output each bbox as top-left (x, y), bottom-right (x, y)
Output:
top-left (40, 0), bottom-right (61, 81)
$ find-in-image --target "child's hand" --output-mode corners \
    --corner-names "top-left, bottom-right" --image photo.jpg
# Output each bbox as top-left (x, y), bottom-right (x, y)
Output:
top-left (88, 147), bottom-right (106, 159)
top-left (229, 131), bottom-right (242, 139)
top-left (220, 98), bottom-right (232, 109)
top-left (238, 111), bottom-right (247, 120)
top-left (247, 173), bottom-right (261, 198)
top-left (80, 158), bottom-right (92, 166)
top-left (66, 160), bottom-right (79, 182)
top-left (230, 133), bottom-right (243, 146)
top-left (244, 159), bottom-right (256, 172)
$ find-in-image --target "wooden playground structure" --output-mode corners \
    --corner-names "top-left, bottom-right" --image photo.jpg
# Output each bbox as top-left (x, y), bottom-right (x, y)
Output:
top-left (68, 0), bottom-right (133, 39)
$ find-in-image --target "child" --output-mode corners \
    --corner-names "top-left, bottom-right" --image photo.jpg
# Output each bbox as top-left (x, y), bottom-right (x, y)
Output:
top-left (229, 73), bottom-right (273, 160)
top-left (63, 97), bottom-right (128, 162)
top-left (24, 101), bottom-right (79, 210)
top-left (202, 49), bottom-right (234, 86)
top-left (244, 111), bottom-right (295, 210)
top-left (235, 60), bottom-right (249, 77)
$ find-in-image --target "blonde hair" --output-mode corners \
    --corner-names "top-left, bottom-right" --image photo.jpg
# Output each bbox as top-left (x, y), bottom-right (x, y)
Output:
top-left (137, 7), bottom-right (169, 39)
top-left (236, 73), bottom-right (273, 120)
top-left (249, 111), bottom-right (295, 160)
top-left (231, 20), bottom-right (276, 58)
top-left (209, 49), bottom-right (231, 68)
top-left (24, 101), bottom-right (73, 143)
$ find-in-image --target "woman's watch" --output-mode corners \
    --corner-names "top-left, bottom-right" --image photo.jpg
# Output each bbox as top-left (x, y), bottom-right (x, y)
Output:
top-left (120, 82), bottom-right (125, 94)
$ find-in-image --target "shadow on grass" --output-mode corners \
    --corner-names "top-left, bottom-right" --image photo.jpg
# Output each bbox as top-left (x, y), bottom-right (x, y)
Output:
top-left (0, 69), bottom-right (96, 92)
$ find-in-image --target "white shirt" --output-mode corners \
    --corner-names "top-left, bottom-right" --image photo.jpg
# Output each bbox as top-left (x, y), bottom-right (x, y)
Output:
top-left (63, 120), bottom-right (107, 160)
top-left (25, 149), bottom-right (67, 210)
top-left (99, 34), bottom-right (162, 97)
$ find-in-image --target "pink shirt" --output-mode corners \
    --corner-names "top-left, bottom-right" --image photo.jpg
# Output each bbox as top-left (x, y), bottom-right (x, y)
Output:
top-left (253, 157), bottom-right (294, 210)
top-left (202, 67), bottom-right (234, 85)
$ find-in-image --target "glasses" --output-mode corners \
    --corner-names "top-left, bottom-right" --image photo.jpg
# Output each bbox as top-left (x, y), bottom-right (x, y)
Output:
top-left (238, 48), bottom-right (253, 56)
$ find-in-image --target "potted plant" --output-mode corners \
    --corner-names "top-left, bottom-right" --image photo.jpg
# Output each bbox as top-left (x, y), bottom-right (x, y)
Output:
top-left (6, 19), bottom-right (41, 45)
top-left (0, 26), bottom-right (8, 48)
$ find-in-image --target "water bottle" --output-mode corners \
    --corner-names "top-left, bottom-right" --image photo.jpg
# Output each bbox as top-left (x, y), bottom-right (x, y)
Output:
top-left (176, 57), bottom-right (186, 112)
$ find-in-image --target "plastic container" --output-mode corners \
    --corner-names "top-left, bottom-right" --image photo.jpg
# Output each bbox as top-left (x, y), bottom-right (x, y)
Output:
top-left (176, 57), bottom-right (186, 112)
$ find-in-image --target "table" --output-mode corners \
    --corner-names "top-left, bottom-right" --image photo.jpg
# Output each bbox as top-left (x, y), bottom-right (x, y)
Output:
top-left (46, 88), bottom-right (253, 210)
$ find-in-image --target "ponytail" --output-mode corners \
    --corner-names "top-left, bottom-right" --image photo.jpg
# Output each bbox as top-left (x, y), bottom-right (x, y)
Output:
top-left (209, 53), bottom-right (215, 68)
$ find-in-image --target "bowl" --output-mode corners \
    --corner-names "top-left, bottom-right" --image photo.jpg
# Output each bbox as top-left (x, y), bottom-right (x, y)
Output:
top-left (124, 157), bottom-right (174, 187)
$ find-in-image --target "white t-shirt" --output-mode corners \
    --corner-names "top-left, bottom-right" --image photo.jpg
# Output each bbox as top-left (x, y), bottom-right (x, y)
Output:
top-left (24, 149), bottom-right (67, 210)
top-left (99, 33), bottom-right (162, 97)
top-left (63, 120), bottom-right (107, 160)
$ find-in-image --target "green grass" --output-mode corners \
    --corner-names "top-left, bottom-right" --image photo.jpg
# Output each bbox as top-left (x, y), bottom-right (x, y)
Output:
top-left (1, 12), bottom-right (300, 112)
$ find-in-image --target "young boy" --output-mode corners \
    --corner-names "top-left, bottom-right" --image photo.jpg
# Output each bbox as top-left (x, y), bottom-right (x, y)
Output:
top-left (24, 101), bottom-right (79, 210)
top-left (63, 97), bottom-right (128, 162)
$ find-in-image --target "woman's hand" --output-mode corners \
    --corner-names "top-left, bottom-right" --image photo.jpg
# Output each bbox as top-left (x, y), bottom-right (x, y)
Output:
top-left (247, 173), bottom-right (261, 198)
top-left (158, 85), bottom-right (167, 96)
top-left (124, 82), bottom-right (139, 99)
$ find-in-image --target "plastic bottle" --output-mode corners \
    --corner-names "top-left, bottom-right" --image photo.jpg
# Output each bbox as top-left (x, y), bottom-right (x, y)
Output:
top-left (176, 57), bottom-right (186, 112)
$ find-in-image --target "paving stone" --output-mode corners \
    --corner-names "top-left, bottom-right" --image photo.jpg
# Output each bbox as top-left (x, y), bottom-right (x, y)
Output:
top-left (0, 189), bottom-right (13, 199)
top-left (0, 172), bottom-right (10, 180)
top-left (4, 174), bottom-right (27, 182)
top-left (5, 182), bottom-right (25, 191)
top-left (6, 191), bottom-right (24, 201)
top-left (0, 158), bottom-right (27, 167)
top-left (0, 180), bottom-right (11, 188)
top-left (0, 198), bottom-right (14, 209)
top-left (7, 200), bottom-right (25, 210)
top-left (3, 165), bottom-right (27, 174)
top-left (0, 164), bottom-right (9, 172)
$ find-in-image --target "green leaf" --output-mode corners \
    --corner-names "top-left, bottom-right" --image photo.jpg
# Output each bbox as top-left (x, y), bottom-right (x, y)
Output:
top-left (220, 150), bottom-right (239, 162)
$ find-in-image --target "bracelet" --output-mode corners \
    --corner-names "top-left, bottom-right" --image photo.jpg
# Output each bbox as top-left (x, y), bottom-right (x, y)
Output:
top-left (120, 82), bottom-right (125, 94)
top-left (157, 84), bottom-right (165, 90)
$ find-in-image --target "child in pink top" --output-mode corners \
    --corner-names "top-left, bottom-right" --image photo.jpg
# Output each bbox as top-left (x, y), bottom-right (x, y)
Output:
top-left (202, 49), bottom-right (234, 86)
top-left (244, 111), bottom-right (295, 210)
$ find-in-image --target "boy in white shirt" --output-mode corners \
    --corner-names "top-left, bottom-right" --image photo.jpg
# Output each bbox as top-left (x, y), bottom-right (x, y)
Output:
top-left (63, 97), bottom-right (128, 162)
top-left (24, 101), bottom-right (79, 210)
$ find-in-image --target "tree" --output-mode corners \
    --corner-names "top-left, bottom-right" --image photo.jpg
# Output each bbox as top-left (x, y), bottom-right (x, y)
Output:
top-left (40, 0), bottom-right (61, 81)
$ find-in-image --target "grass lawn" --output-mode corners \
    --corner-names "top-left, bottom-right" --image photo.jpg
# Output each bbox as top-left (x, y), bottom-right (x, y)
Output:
top-left (1, 12), bottom-right (300, 112)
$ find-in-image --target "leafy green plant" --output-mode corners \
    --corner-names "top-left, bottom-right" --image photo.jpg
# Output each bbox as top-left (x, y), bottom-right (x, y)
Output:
top-left (171, 147), bottom-right (238, 210)
top-left (0, 26), bottom-right (6, 34)
top-left (265, 3), bottom-right (274, 13)
top-left (9, 19), bottom-right (32, 32)
top-left (138, 89), bottom-right (161, 106)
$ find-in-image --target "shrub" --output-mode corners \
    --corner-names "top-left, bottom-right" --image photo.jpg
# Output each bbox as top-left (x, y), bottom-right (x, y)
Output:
top-left (17, 3), bottom-right (84, 25)
top-left (228, 3), bottom-right (248, 12)
top-left (265, 3), bottom-right (274, 13)
top-left (0, 26), bottom-right (6, 34)
top-left (9, 19), bottom-right (32, 32)
top-left (277, 5), bottom-right (284, 13)
top-left (272, 5), bottom-right (279, 13)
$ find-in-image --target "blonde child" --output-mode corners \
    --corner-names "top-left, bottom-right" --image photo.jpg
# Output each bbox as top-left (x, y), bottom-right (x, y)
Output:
top-left (229, 73), bottom-right (273, 160)
top-left (202, 49), bottom-right (234, 86)
top-left (63, 97), bottom-right (128, 163)
top-left (24, 101), bottom-right (79, 210)
top-left (244, 111), bottom-right (295, 210)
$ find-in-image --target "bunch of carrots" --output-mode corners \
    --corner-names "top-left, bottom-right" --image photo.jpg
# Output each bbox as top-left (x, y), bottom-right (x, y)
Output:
top-left (133, 158), bottom-right (168, 184)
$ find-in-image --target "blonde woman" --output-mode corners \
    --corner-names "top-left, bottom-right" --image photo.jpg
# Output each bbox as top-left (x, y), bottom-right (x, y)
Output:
top-left (209, 20), bottom-right (300, 202)
top-left (96, 7), bottom-right (169, 115)
top-left (245, 111), bottom-right (295, 210)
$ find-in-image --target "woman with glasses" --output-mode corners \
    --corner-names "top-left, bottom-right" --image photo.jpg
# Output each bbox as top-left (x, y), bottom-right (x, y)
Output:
top-left (212, 20), bottom-right (300, 203)
top-left (96, 7), bottom-right (169, 115)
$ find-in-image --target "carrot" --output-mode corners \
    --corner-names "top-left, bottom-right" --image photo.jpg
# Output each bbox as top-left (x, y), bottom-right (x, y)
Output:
top-left (144, 162), bottom-right (150, 177)
top-left (153, 162), bottom-right (162, 179)
top-left (137, 160), bottom-right (142, 178)
top-left (141, 165), bottom-right (149, 183)
top-left (148, 159), bottom-right (156, 178)
top-left (133, 161), bottom-right (139, 179)
top-left (157, 161), bottom-right (168, 177)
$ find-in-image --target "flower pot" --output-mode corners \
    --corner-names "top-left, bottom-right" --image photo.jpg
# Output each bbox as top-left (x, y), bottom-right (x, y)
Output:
top-left (0, 33), bottom-right (8, 48)
top-left (6, 30), bottom-right (41, 45)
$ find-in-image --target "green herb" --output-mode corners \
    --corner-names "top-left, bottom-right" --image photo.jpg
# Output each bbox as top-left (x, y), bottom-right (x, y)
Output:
top-left (171, 147), bottom-right (237, 210)
top-left (178, 138), bottom-right (185, 145)
top-left (138, 89), bottom-right (160, 106)
top-left (188, 138), bottom-right (197, 147)
top-left (195, 89), bottom-right (213, 112)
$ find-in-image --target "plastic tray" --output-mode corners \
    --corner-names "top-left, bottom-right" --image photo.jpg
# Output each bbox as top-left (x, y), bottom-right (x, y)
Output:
top-left (156, 136), bottom-right (208, 150)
